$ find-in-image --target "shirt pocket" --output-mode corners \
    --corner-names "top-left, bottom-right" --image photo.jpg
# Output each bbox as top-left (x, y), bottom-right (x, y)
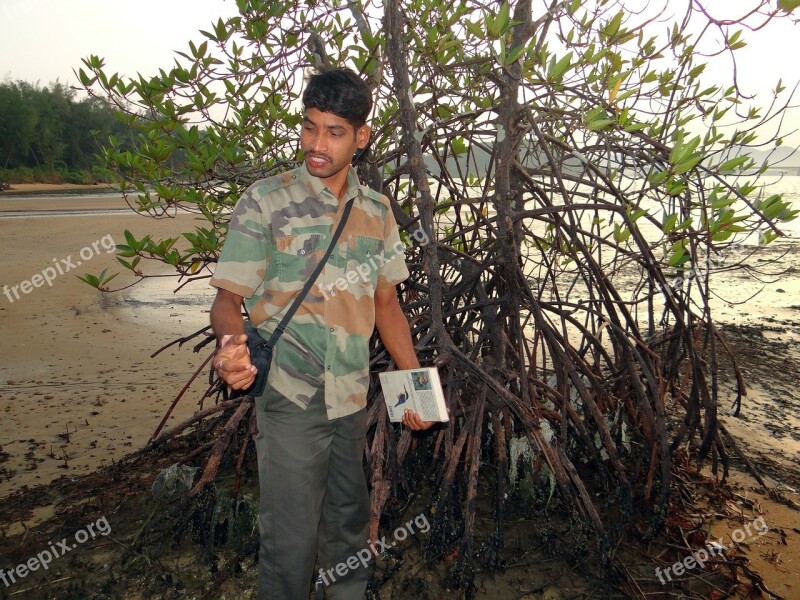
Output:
top-left (274, 233), bottom-right (324, 288)
top-left (345, 234), bottom-right (384, 290)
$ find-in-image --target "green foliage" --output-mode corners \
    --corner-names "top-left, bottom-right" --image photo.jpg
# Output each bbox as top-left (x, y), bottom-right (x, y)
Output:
top-left (74, 0), bottom-right (797, 291)
top-left (0, 80), bottom-right (131, 181)
top-left (76, 268), bottom-right (118, 289)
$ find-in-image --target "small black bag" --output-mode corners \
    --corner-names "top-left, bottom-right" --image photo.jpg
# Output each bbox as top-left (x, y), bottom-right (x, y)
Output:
top-left (242, 321), bottom-right (273, 397)
top-left (230, 197), bottom-right (355, 398)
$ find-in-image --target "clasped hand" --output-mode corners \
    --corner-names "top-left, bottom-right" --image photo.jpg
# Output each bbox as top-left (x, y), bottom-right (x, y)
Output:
top-left (214, 334), bottom-right (257, 390)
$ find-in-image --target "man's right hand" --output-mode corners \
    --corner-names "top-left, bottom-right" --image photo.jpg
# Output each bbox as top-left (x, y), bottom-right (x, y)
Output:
top-left (214, 334), bottom-right (257, 390)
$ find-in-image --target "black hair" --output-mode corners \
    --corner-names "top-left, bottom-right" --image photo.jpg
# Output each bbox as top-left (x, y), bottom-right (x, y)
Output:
top-left (302, 67), bottom-right (372, 128)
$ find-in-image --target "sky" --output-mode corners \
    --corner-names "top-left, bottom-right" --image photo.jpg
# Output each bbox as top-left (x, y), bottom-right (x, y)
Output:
top-left (0, 0), bottom-right (239, 85)
top-left (0, 0), bottom-right (798, 149)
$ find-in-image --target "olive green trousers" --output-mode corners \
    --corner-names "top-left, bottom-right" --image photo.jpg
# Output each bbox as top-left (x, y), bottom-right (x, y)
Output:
top-left (254, 383), bottom-right (370, 599)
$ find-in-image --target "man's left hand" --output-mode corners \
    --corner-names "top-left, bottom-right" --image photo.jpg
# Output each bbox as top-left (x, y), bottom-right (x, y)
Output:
top-left (214, 334), bottom-right (257, 390)
top-left (402, 409), bottom-right (435, 431)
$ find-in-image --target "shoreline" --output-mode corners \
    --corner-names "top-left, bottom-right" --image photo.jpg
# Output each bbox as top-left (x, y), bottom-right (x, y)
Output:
top-left (0, 185), bottom-right (127, 214)
top-left (0, 182), bottom-right (116, 194)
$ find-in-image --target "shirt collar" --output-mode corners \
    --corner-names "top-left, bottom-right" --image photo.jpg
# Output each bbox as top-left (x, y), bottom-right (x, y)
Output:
top-left (297, 162), bottom-right (361, 203)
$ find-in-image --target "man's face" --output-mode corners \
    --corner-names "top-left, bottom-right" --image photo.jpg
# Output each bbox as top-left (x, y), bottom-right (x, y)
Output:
top-left (300, 108), bottom-right (370, 185)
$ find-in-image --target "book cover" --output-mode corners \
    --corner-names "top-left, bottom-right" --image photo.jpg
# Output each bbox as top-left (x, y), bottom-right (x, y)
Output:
top-left (378, 367), bottom-right (448, 423)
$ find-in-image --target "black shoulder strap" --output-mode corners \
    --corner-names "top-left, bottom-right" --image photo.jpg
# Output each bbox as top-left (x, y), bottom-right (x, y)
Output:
top-left (264, 197), bottom-right (355, 346)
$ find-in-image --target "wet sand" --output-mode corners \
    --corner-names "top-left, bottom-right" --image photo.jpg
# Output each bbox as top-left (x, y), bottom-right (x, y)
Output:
top-left (0, 194), bottom-right (216, 498)
top-left (1, 184), bottom-right (136, 214)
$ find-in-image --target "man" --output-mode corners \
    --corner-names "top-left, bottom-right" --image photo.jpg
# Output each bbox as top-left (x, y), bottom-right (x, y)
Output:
top-left (209, 67), bottom-right (431, 599)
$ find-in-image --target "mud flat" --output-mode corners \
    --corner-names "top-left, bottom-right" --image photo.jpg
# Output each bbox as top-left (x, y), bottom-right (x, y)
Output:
top-left (0, 197), bottom-right (215, 502)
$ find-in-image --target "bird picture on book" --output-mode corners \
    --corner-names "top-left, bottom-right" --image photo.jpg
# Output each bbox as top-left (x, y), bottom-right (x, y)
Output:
top-left (395, 384), bottom-right (410, 407)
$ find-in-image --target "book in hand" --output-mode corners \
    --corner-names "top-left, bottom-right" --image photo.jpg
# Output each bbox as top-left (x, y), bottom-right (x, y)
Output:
top-left (378, 367), bottom-right (449, 423)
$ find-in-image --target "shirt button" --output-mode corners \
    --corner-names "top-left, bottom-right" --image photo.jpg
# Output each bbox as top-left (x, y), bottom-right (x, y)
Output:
top-left (329, 327), bottom-right (335, 333)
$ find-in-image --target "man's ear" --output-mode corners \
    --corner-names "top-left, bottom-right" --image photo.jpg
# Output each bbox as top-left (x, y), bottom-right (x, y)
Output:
top-left (357, 124), bottom-right (371, 149)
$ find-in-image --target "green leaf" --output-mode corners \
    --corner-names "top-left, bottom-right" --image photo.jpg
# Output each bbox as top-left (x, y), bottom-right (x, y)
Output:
top-left (96, 269), bottom-right (119, 287)
top-left (666, 178), bottom-right (687, 196)
top-left (711, 196), bottom-right (736, 210)
top-left (764, 200), bottom-right (788, 219)
top-left (496, 2), bottom-right (511, 36)
top-left (548, 51), bottom-right (574, 81)
top-left (613, 224), bottom-right (631, 243)
top-left (711, 229), bottom-right (733, 242)
top-left (668, 242), bottom-right (688, 266)
top-left (505, 44), bottom-right (526, 65)
top-left (451, 137), bottom-right (467, 157)
top-left (756, 194), bottom-right (782, 211)
top-left (124, 230), bottom-right (137, 248)
top-left (629, 208), bottom-right (648, 222)
top-left (648, 169), bottom-right (669, 187)
top-left (760, 230), bottom-right (779, 245)
top-left (662, 213), bottom-right (678, 233)
top-left (464, 20), bottom-right (483, 37)
top-left (718, 156), bottom-right (748, 173)
top-left (116, 244), bottom-right (136, 258)
top-left (672, 154), bottom-right (702, 175)
top-left (726, 29), bottom-right (746, 50)
top-left (623, 121), bottom-right (648, 132)
top-left (77, 69), bottom-right (95, 87)
top-left (77, 273), bottom-right (100, 287)
top-left (604, 11), bottom-right (624, 38)
top-left (587, 118), bottom-right (615, 131)
top-left (669, 135), bottom-right (700, 166)
top-left (779, 0), bottom-right (800, 11)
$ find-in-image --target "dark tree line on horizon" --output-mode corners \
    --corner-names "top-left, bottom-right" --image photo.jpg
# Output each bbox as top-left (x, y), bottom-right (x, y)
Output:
top-left (0, 80), bottom-right (132, 185)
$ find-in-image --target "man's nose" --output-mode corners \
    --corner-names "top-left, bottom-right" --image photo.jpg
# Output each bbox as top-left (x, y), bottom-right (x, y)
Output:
top-left (310, 133), bottom-right (326, 152)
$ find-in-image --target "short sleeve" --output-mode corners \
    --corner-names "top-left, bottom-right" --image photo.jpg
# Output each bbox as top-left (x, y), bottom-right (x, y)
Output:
top-left (209, 189), bottom-right (270, 298)
top-left (375, 202), bottom-right (410, 289)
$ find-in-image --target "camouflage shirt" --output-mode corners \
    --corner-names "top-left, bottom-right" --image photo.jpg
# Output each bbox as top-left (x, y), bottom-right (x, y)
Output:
top-left (210, 164), bottom-right (409, 419)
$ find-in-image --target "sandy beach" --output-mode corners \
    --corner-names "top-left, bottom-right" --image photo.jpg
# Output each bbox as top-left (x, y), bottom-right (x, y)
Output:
top-left (0, 190), bottom-right (216, 500)
top-left (2, 183), bottom-right (117, 194)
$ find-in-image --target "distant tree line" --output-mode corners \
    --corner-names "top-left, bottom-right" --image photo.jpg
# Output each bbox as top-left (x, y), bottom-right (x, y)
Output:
top-left (0, 80), bottom-right (132, 185)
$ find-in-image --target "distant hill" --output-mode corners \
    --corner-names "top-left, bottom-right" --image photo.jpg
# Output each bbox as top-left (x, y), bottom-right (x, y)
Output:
top-left (419, 143), bottom-right (800, 178)
top-left (744, 145), bottom-right (800, 167)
